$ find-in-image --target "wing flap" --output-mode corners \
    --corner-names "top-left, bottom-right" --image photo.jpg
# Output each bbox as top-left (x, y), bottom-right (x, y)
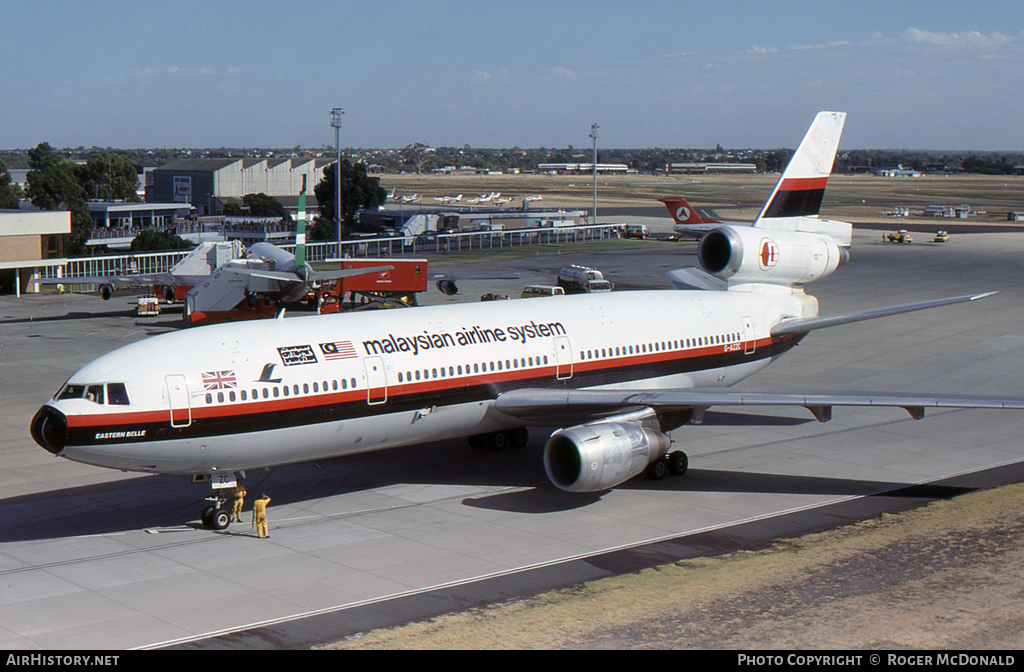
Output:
top-left (308, 265), bottom-right (395, 282)
top-left (494, 387), bottom-right (1024, 424)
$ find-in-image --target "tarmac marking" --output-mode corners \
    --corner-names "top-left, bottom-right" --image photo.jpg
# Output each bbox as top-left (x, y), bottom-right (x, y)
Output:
top-left (140, 458), bottom-right (1024, 651)
top-left (0, 484), bottom-right (530, 578)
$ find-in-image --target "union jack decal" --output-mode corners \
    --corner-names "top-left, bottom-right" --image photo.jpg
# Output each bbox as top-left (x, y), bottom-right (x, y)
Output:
top-left (202, 370), bottom-right (237, 390)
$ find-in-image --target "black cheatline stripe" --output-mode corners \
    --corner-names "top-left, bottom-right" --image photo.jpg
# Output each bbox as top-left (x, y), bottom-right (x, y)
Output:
top-left (762, 188), bottom-right (826, 218)
top-left (67, 336), bottom-right (801, 446)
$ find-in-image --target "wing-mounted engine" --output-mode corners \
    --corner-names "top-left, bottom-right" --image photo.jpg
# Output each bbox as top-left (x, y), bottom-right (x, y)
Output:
top-left (543, 410), bottom-right (672, 492)
top-left (698, 226), bottom-right (848, 289)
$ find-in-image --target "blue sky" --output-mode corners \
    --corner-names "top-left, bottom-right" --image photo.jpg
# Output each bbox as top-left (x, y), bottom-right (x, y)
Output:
top-left (3, 1), bottom-right (1023, 150)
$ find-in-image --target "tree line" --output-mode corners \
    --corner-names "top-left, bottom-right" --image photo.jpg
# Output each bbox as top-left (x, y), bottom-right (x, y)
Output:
top-left (0, 143), bottom-right (386, 254)
top-left (0, 143), bottom-right (141, 254)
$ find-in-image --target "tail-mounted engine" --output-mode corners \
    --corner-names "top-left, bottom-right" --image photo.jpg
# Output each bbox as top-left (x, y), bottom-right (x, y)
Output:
top-left (544, 418), bottom-right (671, 492)
top-left (698, 226), bottom-right (848, 287)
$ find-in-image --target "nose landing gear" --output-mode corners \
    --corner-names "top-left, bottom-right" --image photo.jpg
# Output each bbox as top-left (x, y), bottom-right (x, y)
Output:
top-left (201, 497), bottom-right (231, 530)
top-left (192, 473), bottom-right (243, 530)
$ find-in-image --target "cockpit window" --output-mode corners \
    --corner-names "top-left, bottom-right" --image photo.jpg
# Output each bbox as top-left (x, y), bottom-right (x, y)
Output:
top-left (85, 384), bottom-right (105, 405)
top-left (107, 383), bottom-right (130, 406)
top-left (57, 384), bottom-right (86, 400)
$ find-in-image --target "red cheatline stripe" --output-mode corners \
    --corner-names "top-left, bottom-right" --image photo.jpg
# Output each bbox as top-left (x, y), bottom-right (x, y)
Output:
top-left (776, 177), bottom-right (829, 192)
top-left (64, 336), bottom-right (782, 430)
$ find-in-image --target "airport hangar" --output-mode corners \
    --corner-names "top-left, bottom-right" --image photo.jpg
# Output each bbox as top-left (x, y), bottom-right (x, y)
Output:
top-left (146, 158), bottom-right (335, 217)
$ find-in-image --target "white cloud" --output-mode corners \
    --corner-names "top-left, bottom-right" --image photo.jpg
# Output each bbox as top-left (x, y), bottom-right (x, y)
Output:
top-left (115, 66), bottom-right (239, 82)
top-left (167, 66), bottom-right (216, 77)
top-left (470, 69), bottom-right (511, 84)
top-left (900, 28), bottom-right (1015, 47)
top-left (746, 45), bottom-right (778, 54)
top-left (788, 41), bottom-right (849, 51)
top-left (552, 65), bottom-right (577, 80)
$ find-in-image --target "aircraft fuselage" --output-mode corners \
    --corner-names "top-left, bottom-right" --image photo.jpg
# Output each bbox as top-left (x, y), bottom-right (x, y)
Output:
top-left (31, 290), bottom-right (809, 476)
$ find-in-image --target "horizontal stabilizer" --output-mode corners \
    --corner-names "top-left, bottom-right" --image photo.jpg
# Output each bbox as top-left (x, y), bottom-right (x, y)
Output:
top-left (770, 292), bottom-right (997, 336)
top-left (665, 268), bottom-right (727, 291)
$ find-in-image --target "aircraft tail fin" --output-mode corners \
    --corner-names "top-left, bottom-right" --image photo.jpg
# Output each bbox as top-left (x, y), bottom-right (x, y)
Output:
top-left (295, 175), bottom-right (307, 269)
top-left (756, 111), bottom-right (846, 221)
top-left (658, 196), bottom-right (719, 225)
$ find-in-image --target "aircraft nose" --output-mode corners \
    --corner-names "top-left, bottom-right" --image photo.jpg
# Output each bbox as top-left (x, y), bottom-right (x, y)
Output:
top-left (31, 405), bottom-right (68, 455)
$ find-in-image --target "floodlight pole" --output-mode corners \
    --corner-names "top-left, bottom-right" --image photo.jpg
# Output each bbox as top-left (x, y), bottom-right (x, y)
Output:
top-left (590, 123), bottom-right (599, 222)
top-left (331, 107), bottom-right (344, 249)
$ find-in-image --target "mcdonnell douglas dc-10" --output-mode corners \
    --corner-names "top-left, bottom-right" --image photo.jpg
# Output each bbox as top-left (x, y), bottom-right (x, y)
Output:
top-left (31, 112), bottom-right (1024, 530)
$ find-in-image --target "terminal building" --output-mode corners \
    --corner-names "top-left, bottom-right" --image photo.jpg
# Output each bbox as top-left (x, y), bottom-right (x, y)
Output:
top-left (665, 163), bottom-right (757, 174)
top-left (0, 210), bottom-right (71, 296)
top-left (147, 158), bottom-right (334, 216)
top-left (537, 163), bottom-right (632, 174)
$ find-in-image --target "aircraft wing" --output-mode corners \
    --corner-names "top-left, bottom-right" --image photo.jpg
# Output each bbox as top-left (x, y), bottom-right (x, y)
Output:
top-left (770, 292), bottom-right (996, 336)
top-left (218, 264), bottom-right (394, 284)
top-left (496, 292), bottom-right (1009, 424)
top-left (308, 265), bottom-right (395, 282)
top-left (429, 272), bottom-right (522, 281)
top-left (32, 273), bottom-right (184, 287)
top-left (494, 387), bottom-right (1024, 425)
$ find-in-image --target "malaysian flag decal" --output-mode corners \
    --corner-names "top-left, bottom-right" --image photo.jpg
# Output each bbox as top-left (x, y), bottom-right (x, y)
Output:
top-left (319, 340), bottom-right (358, 360)
top-left (202, 370), bottom-right (237, 390)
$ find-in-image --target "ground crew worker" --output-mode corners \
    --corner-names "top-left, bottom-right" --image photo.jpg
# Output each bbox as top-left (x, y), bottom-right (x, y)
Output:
top-left (253, 493), bottom-right (272, 539)
top-left (230, 484), bottom-right (247, 522)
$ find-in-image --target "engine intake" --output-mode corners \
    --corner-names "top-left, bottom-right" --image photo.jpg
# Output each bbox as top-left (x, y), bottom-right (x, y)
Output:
top-left (544, 421), bottom-right (670, 492)
top-left (436, 279), bottom-right (458, 295)
top-left (698, 226), bottom-right (847, 286)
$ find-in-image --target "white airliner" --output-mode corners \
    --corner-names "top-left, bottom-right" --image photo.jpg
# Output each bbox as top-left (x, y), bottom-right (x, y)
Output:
top-left (31, 112), bottom-right (1024, 531)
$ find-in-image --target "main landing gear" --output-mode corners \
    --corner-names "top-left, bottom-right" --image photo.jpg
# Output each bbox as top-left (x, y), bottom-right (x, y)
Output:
top-left (467, 427), bottom-right (529, 451)
top-left (645, 450), bottom-right (689, 481)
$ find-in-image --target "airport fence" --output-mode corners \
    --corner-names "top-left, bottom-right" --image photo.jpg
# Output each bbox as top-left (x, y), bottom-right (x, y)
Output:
top-left (40, 223), bottom-right (624, 280)
top-left (292, 223), bottom-right (625, 261)
top-left (37, 250), bottom-right (192, 281)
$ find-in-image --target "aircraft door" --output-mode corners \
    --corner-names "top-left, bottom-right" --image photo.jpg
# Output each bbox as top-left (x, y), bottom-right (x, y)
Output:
top-left (554, 336), bottom-right (573, 380)
top-left (741, 316), bottom-right (755, 355)
top-left (166, 374), bottom-right (192, 428)
top-left (363, 356), bottom-right (387, 405)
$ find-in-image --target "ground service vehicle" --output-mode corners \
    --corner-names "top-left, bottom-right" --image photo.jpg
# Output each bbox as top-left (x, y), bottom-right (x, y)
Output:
top-left (623, 224), bottom-right (649, 239)
top-left (521, 285), bottom-right (565, 298)
top-left (886, 230), bottom-right (913, 244)
top-left (557, 265), bottom-right (613, 293)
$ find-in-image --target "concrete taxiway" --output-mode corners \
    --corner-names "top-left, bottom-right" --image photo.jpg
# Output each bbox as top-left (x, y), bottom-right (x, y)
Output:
top-left (3, 227), bottom-right (1024, 649)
